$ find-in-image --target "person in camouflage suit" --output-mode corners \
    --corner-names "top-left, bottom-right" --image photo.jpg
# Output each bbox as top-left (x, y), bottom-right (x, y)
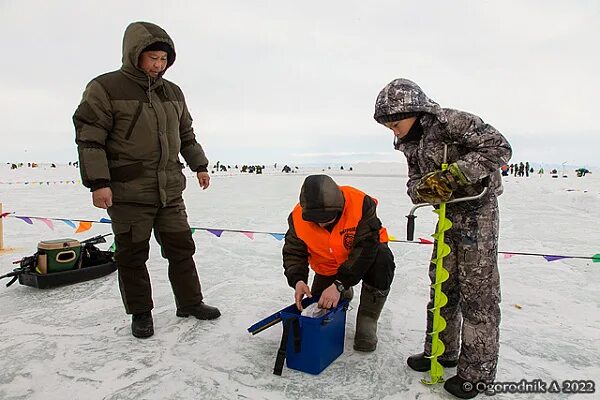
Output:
top-left (73, 21), bottom-right (220, 339)
top-left (373, 79), bottom-right (512, 399)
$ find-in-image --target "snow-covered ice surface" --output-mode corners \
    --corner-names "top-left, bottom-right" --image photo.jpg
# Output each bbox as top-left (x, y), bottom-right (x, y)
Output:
top-left (1, 163), bottom-right (599, 400)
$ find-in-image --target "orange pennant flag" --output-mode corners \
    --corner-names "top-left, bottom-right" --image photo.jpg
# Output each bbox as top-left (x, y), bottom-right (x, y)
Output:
top-left (76, 221), bottom-right (93, 233)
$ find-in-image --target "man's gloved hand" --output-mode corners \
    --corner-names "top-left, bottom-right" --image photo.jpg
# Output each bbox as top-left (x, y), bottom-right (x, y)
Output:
top-left (415, 163), bottom-right (469, 204)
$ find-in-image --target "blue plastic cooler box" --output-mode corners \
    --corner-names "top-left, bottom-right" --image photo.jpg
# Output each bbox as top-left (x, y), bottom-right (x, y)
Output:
top-left (279, 297), bottom-right (350, 375)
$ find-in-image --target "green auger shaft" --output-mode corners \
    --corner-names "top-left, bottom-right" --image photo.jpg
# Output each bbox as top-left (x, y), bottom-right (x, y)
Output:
top-left (422, 163), bottom-right (452, 385)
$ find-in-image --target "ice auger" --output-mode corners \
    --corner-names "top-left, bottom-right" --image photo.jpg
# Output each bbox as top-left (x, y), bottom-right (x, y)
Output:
top-left (405, 146), bottom-right (488, 385)
top-left (422, 161), bottom-right (451, 385)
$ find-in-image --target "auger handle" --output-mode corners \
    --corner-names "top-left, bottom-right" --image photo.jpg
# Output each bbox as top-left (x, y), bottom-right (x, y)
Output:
top-left (406, 215), bottom-right (416, 241)
top-left (405, 186), bottom-right (489, 241)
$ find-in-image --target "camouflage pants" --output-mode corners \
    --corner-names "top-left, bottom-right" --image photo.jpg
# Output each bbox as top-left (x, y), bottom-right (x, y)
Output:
top-left (423, 196), bottom-right (501, 383)
top-left (107, 200), bottom-right (203, 314)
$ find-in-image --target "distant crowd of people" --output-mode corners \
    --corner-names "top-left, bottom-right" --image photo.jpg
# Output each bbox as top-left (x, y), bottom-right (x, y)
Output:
top-left (500, 161), bottom-right (533, 177)
top-left (208, 162), bottom-right (353, 174)
top-left (6, 161), bottom-right (79, 169)
top-left (500, 162), bottom-right (591, 178)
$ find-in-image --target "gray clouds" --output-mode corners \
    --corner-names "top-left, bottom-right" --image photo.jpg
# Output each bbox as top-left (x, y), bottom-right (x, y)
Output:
top-left (1, 0), bottom-right (598, 166)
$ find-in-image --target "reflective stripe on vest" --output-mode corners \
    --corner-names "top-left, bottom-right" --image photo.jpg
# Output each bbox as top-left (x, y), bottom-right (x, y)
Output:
top-left (291, 186), bottom-right (389, 276)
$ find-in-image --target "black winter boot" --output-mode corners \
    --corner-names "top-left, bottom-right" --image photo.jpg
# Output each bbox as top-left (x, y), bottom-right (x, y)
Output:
top-left (131, 311), bottom-right (154, 338)
top-left (444, 375), bottom-right (479, 399)
top-left (176, 301), bottom-right (221, 320)
top-left (407, 352), bottom-right (458, 372)
top-left (354, 283), bottom-right (389, 352)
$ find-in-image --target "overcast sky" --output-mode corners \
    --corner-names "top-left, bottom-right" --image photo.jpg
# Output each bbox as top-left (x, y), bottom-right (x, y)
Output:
top-left (1, 1), bottom-right (599, 167)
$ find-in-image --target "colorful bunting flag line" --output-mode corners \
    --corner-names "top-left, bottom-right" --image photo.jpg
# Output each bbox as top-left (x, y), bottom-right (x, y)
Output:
top-left (1, 213), bottom-right (598, 262)
top-left (0, 180), bottom-right (80, 185)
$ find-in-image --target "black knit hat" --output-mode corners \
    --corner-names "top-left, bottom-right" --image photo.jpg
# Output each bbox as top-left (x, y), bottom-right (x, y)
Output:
top-left (299, 175), bottom-right (344, 223)
top-left (141, 41), bottom-right (175, 66)
top-left (375, 111), bottom-right (421, 124)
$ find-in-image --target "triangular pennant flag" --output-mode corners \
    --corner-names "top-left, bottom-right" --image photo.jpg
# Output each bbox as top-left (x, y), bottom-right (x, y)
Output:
top-left (99, 218), bottom-right (111, 223)
top-left (109, 241), bottom-right (116, 252)
top-left (543, 255), bottom-right (568, 262)
top-left (62, 219), bottom-right (76, 228)
top-left (592, 253), bottom-right (600, 263)
top-left (0, 212), bottom-right (11, 218)
top-left (419, 237), bottom-right (434, 244)
top-left (270, 233), bottom-right (285, 241)
top-left (76, 221), bottom-right (93, 233)
top-left (242, 231), bottom-right (254, 240)
top-left (36, 218), bottom-right (54, 230)
top-left (388, 234), bottom-right (396, 241)
top-left (190, 228), bottom-right (196, 234)
top-left (207, 229), bottom-right (223, 237)
top-left (503, 253), bottom-right (515, 259)
top-left (16, 216), bottom-right (33, 224)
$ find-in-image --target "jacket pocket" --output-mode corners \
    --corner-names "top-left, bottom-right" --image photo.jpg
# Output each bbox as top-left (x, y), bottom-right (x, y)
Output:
top-left (110, 162), bottom-right (143, 182)
top-left (124, 101), bottom-right (143, 140)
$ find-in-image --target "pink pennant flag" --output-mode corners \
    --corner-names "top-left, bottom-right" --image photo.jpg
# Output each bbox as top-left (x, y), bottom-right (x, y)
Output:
top-left (241, 231), bottom-right (254, 240)
top-left (36, 218), bottom-right (54, 230)
top-left (76, 221), bottom-right (93, 233)
top-left (419, 238), bottom-right (434, 244)
top-left (503, 253), bottom-right (515, 259)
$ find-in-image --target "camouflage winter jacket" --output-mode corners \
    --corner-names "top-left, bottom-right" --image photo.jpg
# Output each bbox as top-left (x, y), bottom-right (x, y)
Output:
top-left (374, 79), bottom-right (512, 204)
top-left (73, 21), bottom-right (208, 206)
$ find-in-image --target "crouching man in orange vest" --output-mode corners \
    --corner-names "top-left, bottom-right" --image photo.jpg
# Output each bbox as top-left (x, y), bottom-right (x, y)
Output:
top-left (283, 175), bottom-right (396, 352)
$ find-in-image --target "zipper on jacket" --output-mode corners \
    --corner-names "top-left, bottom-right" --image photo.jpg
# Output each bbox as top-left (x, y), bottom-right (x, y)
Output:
top-left (125, 101), bottom-right (143, 140)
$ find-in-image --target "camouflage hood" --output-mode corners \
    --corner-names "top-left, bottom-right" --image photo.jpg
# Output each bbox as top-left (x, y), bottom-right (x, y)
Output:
top-left (299, 175), bottom-right (344, 223)
top-left (121, 21), bottom-right (176, 85)
top-left (373, 78), bottom-right (447, 125)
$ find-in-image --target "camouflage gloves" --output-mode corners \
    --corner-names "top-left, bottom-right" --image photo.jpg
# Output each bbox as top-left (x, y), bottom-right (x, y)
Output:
top-left (416, 163), bottom-right (469, 204)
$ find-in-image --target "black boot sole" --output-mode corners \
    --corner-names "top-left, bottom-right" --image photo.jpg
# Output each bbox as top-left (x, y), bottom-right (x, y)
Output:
top-left (132, 328), bottom-right (154, 339)
top-left (176, 310), bottom-right (221, 320)
top-left (407, 358), bottom-right (458, 372)
top-left (444, 376), bottom-right (479, 399)
top-left (353, 340), bottom-right (376, 352)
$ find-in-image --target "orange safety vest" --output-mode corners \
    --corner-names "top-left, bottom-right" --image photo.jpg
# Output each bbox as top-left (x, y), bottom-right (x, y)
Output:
top-left (291, 186), bottom-right (389, 276)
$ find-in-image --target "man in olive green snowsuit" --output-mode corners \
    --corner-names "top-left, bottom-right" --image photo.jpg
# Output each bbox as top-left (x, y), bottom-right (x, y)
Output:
top-left (74, 21), bottom-right (220, 338)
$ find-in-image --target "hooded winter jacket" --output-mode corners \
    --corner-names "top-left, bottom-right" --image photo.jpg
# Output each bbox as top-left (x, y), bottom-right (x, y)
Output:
top-left (283, 175), bottom-right (389, 289)
top-left (374, 79), bottom-right (512, 204)
top-left (73, 21), bottom-right (208, 206)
